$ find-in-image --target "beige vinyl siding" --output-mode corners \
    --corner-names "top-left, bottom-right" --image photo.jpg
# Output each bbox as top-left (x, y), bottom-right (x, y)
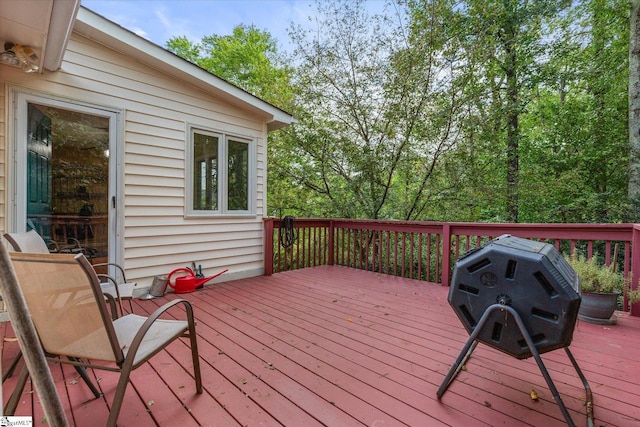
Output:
top-left (1, 33), bottom-right (270, 285)
top-left (0, 81), bottom-right (5, 234)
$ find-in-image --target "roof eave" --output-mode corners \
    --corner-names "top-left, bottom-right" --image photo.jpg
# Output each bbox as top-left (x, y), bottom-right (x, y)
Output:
top-left (74, 7), bottom-right (295, 131)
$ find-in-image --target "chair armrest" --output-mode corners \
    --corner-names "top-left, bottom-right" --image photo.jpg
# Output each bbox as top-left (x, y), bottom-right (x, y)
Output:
top-left (121, 299), bottom-right (196, 370)
top-left (46, 240), bottom-right (60, 252)
top-left (97, 273), bottom-right (124, 315)
top-left (93, 262), bottom-right (127, 282)
top-left (103, 292), bottom-right (119, 320)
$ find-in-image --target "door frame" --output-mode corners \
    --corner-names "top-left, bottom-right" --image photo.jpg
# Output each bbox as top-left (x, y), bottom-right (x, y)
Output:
top-left (8, 88), bottom-right (124, 269)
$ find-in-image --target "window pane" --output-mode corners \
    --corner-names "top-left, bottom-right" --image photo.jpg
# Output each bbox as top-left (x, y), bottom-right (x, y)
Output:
top-left (227, 139), bottom-right (248, 211)
top-left (193, 133), bottom-right (218, 210)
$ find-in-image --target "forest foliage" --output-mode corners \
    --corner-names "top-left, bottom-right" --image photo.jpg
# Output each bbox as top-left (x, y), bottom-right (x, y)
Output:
top-left (167, 0), bottom-right (632, 224)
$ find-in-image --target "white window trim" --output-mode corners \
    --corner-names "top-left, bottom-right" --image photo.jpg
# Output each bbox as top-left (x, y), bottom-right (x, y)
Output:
top-left (185, 123), bottom-right (256, 217)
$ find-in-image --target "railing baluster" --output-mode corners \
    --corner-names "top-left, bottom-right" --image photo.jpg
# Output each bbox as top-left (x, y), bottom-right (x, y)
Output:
top-left (362, 230), bottom-right (369, 271)
top-left (282, 227), bottom-right (288, 271)
top-left (376, 229), bottom-right (381, 274)
top-left (345, 228), bottom-right (349, 267)
top-left (385, 230), bottom-right (391, 274)
top-left (427, 234), bottom-right (432, 282)
top-left (297, 226), bottom-right (302, 269)
top-left (409, 233), bottom-right (414, 280)
top-left (393, 231), bottom-right (398, 276)
top-left (313, 226), bottom-right (317, 267)
top-left (418, 233), bottom-right (423, 280)
top-left (303, 227), bottom-right (312, 267)
top-left (436, 233), bottom-right (441, 284)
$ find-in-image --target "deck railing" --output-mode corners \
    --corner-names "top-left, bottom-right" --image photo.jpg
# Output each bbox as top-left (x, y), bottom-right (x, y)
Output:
top-left (264, 218), bottom-right (640, 316)
top-left (27, 213), bottom-right (108, 257)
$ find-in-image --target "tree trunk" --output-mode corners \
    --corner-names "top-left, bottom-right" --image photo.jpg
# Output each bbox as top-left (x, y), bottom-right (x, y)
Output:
top-left (506, 70), bottom-right (519, 223)
top-left (629, 0), bottom-right (640, 220)
top-left (504, 19), bottom-right (519, 223)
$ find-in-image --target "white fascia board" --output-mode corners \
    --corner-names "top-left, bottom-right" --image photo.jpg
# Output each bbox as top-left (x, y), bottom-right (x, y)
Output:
top-left (74, 7), bottom-right (295, 131)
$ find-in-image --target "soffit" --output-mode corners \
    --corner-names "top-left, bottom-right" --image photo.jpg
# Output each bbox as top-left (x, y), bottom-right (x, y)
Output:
top-left (0, 0), bottom-right (79, 72)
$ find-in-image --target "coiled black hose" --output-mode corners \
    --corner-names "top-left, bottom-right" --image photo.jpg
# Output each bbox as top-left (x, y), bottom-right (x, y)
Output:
top-left (279, 216), bottom-right (297, 249)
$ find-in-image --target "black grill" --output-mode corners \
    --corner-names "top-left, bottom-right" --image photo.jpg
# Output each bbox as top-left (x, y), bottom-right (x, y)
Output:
top-left (437, 235), bottom-right (593, 427)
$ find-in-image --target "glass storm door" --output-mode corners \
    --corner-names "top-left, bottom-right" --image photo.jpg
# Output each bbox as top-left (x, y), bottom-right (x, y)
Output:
top-left (22, 100), bottom-right (114, 263)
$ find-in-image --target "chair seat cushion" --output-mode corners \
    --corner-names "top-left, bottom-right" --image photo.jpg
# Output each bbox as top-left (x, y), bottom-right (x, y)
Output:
top-left (113, 314), bottom-right (188, 367)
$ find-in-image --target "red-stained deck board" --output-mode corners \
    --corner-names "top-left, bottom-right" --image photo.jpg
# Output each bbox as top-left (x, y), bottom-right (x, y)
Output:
top-left (128, 359), bottom-right (200, 426)
top-left (183, 293), bottom-right (392, 426)
top-left (195, 287), bottom-right (450, 427)
top-left (134, 299), bottom-right (283, 427)
top-left (216, 271), bottom-right (577, 426)
top-left (2, 265), bottom-right (640, 426)
top-left (210, 279), bottom-right (502, 426)
top-left (285, 268), bottom-right (640, 426)
top-left (213, 276), bottom-right (567, 426)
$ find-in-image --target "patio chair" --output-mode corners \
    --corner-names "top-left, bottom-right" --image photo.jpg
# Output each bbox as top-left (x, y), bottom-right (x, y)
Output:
top-left (3, 229), bottom-right (51, 253)
top-left (2, 230), bottom-right (124, 372)
top-left (0, 232), bottom-right (46, 382)
top-left (4, 230), bottom-right (135, 315)
top-left (8, 251), bottom-right (203, 427)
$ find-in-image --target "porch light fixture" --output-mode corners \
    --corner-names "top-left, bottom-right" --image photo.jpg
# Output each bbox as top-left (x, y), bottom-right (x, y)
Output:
top-left (0, 42), bottom-right (40, 73)
top-left (0, 50), bottom-right (20, 67)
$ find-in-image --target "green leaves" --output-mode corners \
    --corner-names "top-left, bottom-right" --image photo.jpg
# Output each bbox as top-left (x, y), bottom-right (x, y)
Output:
top-left (167, 25), bottom-right (293, 109)
top-left (165, 0), bottom-right (632, 224)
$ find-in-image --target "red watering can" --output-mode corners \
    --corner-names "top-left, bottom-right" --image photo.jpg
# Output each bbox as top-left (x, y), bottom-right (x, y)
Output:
top-left (167, 267), bottom-right (228, 294)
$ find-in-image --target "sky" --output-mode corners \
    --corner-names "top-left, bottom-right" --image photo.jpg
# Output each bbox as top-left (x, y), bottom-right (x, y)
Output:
top-left (81, 0), bottom-right (324, 53)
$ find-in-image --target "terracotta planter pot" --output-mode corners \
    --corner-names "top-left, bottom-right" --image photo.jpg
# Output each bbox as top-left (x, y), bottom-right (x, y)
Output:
top-left (578, 291), bottom-right (619, 324)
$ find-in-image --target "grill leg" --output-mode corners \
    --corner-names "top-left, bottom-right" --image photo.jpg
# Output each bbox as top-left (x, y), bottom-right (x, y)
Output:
top-left (438, 304), bottom-right (589, 427)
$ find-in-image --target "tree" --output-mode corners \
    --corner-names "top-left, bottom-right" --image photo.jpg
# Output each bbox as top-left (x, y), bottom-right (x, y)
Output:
top-left (274, 0), bottom-right (467, 220)
top-left (630, 0), bottom-right (640, 219)
top-left (446, 0), bottom-right (570, 222)
top-left (164, 0), bottom-right (632, 224)
top-left (517, 0), bottom-right (629, 223)
top-left (166, 25), bottom-right (292, 108)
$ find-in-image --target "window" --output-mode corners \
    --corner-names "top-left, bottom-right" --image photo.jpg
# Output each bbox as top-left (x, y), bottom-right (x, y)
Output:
top-left (193, 132), bottom-right (218, 211)
top-left (227, 138), bottom-right (249, 210)
top-left (186, 125), bottom-right (255, 216)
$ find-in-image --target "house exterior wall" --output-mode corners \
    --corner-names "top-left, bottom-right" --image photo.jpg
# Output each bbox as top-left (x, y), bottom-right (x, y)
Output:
top-left (0, 33), bottom-right (269, 287)
top-left (0, 80), bottom-right (5, 239)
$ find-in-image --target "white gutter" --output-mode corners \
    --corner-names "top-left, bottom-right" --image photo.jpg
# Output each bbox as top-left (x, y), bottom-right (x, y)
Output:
top-left (43, 0), bottom-right (81, 71)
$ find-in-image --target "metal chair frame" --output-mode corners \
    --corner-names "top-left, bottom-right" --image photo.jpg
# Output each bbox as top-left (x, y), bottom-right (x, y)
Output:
top-left (7, 251), bottom-right (202, 426)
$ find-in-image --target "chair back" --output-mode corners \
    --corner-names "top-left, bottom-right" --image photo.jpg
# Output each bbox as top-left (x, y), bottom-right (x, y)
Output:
top-left (9, 252), bottom-right (124, 363)
top-left (4, 230), bottom-right (50, 253)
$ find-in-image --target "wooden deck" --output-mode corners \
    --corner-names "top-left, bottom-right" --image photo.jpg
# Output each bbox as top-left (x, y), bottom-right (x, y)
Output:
top-left (3, 266), bottom-right (640, 426)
